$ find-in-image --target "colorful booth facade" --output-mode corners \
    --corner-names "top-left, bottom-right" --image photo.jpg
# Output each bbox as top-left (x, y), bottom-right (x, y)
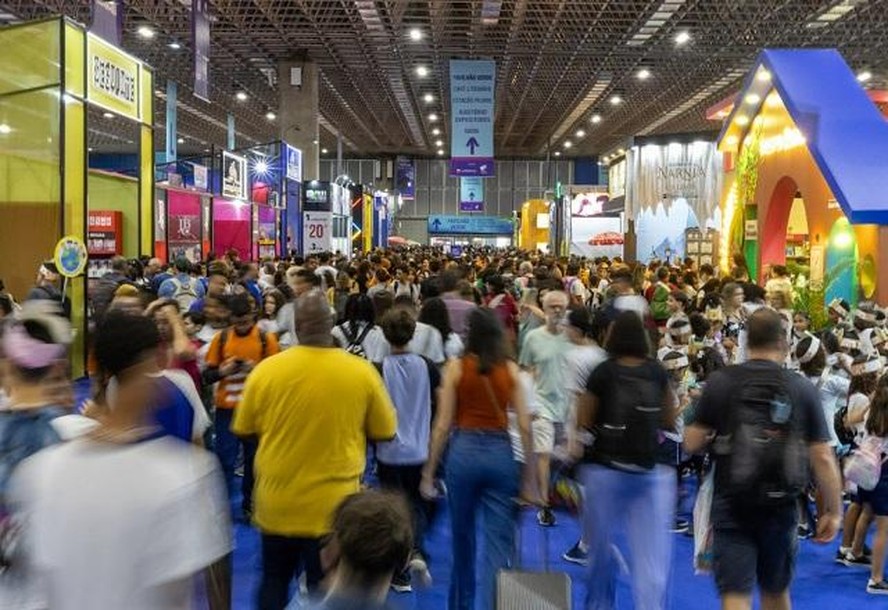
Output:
top-left (717, 49), bottom-right (888, 306)
top-left (0, 18), bottom-right (154, 374)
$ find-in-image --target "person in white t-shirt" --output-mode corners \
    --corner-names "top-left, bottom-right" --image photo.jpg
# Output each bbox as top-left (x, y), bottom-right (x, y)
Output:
top-left (419, 297), bottom-right (464, 361)
top-left (332, 294), bottom-right (389, 363)
top-left (12, 311), bottom-right (230, 610)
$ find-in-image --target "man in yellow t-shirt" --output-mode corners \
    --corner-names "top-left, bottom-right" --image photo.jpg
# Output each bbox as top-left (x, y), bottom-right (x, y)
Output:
top-left (233, 290), bottom-right (396, 608)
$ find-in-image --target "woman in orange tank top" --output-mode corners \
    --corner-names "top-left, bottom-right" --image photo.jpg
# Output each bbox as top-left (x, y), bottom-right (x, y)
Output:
top-left (421, 308), bottom-right (534, 610)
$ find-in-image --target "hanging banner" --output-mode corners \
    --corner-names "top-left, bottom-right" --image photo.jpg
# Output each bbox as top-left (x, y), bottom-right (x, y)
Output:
top-left (192, 0), bottom-right (210, 101)
top-left (285, 144), bottom-right (303, 182)
top-left (221, 151), bottom-right (247, 200)
top-left (459, 177), bottom-right (484, 212)
top-left (86, 33), bottom-right (142, 120)
top-left (428, 215), bottom-right (512, 235)
top-left (90, 0), bottom-right (121, 46)
top-left (449, 59), bottom-right (496, 177)
top-left (193, 163), bottom-right (208, 190)
top-left (303, 211), bottom-right (333, 253)
top-left (396, 157), bottom-right (415, 199)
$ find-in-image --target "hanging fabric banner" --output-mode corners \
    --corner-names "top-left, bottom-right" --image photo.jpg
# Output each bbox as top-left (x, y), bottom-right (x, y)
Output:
top-left (624, 141), bottom-right (723, 224)
top-left (90, 0), bottom-right (121, 46)
top-left (449, 59), bottom-right (495, 177)
top-left (396, 157), bottom-right (415, 199)
top-left (459, 177), bottom-right (484, 212)
top-left (192, 0), bottom-right (210, 101)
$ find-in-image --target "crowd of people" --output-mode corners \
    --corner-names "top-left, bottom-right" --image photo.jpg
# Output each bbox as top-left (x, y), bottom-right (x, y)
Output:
top-left (0, 245), bottom-right (886, 610)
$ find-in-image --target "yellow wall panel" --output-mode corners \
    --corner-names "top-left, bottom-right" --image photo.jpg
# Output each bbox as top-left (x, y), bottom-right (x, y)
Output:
top-left (64, 23), bottom-right (85, 98)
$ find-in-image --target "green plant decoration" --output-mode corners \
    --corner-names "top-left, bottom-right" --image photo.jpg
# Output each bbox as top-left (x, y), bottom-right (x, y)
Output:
top-left (737, 126), bottom-right (762, 207)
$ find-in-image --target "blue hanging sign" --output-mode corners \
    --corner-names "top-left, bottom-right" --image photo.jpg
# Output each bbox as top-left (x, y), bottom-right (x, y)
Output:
top-left (285, 144), bottom-right (303, 182)
top-left (396, 157), bottom-right (415, 199)
top-left (428, 215), bottom-right (512, 235)
top-left (459, 177), bottom-right (484, 212)
top-left (449, 59), bottom-right (495, 177)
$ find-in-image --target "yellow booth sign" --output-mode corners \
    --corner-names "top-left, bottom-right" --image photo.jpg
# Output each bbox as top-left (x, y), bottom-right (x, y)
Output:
top-left (86, 33), bottom-right (142, 121)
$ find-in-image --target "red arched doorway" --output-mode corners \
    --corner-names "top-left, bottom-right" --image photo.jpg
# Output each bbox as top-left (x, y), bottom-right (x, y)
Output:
top-left (760, 176), bottom-right (801, 276)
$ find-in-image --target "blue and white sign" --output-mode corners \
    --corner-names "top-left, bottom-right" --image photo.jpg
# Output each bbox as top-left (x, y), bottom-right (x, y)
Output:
top-left (459, 177), bottom-right (484, 212)
top-left (450, 59), bottom-right (495, 177)
top-left (428, 215), bottom-right (512, 235)
top-left (285, 144), bottom-right (303, 182)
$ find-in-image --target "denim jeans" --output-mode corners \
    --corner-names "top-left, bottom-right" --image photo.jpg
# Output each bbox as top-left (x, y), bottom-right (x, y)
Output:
top-left (258, 534), bottom-right (323, 610)
top-left (214, 408), bottom-right (255, 513)
top-left (581, 464), bottom-right (675, 610)
top-left (446, 430), bottom-right (520, 610)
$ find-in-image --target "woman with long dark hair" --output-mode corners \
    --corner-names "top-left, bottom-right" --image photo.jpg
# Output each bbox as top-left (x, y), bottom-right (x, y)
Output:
top-left (421, 308), bottom-right (534, 610)
top-left (331, 293), bottom-right (388, 364)
top-left (418, 297), bottom-right (463, 359)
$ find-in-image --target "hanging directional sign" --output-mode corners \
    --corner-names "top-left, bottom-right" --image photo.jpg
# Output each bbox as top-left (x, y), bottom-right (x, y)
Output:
top-left (459, 176), bottom-right (484, 212)
top-left (449, 59), bottom-right (495, 177)
top-left (428, 215), bottom-right (512, 235)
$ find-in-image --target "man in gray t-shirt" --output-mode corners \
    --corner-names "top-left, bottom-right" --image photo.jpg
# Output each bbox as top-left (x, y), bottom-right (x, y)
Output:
top-left (519, 290), bottom-right (571, 526)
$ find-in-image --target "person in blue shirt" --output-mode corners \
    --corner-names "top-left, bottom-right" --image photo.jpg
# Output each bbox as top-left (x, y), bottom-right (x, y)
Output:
top-left (158, 258), bottom-right (206, 310)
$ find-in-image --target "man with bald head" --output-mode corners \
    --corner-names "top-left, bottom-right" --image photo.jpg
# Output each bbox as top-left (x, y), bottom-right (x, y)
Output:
top-left (520, 289), bottom-right (572, 527)
top-left (233, 289), bottom-right (397, 609)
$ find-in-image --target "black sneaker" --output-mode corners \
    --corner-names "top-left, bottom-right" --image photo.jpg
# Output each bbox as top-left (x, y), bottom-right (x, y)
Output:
top-left (562, 541), bottom-right (588, 566)
top-left (670, 518), bottom-right (690, 534)
top-left (537, 507), bottom-right (557, 527)
top-left (797, 525), bottom-right (812, 540)
top-left (868, 580), bottom-right (888, 595)
top-left (391, 572), bottom-right (412, 593)
top-left (839, 552), bottom-right (872, 568)
top-left (835, 549), bottom-right (848, 564)
top-left (864, 544), bottom-right (873, 557)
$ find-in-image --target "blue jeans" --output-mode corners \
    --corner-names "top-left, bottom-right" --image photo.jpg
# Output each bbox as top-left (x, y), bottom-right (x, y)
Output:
top-left (446, 430), bottom-right (519, 610)
top-left (214, 408), bottom-right (255, 513)
top-left (581, 464), bottom-right (675, 610)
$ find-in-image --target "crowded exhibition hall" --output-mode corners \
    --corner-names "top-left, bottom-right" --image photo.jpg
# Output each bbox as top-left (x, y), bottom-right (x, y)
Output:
top-left (4, 1), bottom-right (888, 609)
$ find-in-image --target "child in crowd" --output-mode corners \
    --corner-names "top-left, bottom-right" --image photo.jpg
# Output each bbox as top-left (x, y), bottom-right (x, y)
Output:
top-left (660, 349), bottom-right (693, 533)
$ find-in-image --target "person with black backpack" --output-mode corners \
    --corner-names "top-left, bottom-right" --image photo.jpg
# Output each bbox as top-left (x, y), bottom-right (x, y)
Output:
top-left (332, 294), bottom-right (388, 364)
top-left (576, 310), bottom-right (678, 610)
top-left (685, 308), bottom-right (843, 610)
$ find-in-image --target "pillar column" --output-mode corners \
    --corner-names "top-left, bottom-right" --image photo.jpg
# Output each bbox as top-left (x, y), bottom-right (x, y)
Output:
top-left (278, 59), bottom-right (319, 180)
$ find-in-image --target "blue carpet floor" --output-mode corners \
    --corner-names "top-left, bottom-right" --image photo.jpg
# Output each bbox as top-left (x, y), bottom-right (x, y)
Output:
top-left (228, 500), bottom-right (880, 609)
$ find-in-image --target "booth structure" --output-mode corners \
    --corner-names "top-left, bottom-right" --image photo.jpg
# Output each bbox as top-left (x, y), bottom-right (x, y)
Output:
top-left (302, 180), bottom-right (350, 256)
top-left (0, 17), bottom-right (154, 374)
top-left (519, 199), bottom-right (551, 251)
top-left (716, 49), bottom-right (888, 306)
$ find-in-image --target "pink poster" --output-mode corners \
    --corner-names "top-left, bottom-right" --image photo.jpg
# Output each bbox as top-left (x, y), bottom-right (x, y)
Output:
top-left (167, 191), bottom-right (202, 263)
top-left (213, 198), bottom-right (251, 260)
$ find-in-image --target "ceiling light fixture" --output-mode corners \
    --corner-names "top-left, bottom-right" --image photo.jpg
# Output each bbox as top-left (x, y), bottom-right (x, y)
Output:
top-left (858, 70), bottom-right (872, 83)
top-left (637, 68), bottom-right (651, 80)
top-left (177, 137), bottom-right (185, 144)
top-left (322, 148), bottom-right (328, 154)
top-left (435, 139), bottom-right (443, 146)
top-left (409, 28), bottom-right (422, 41)
top-left (428, 113), bottom-right (439, 122)
top-left (266, 111), bottom-right (276, 121)
top-left (674, 31), bottom-right (691, 45)
top-left (563, 141), bottom-right (572, 149)
top-left (103, 112), bottom-right (115, 119)
top-left (744, 93), bottom-right (761, 105)
top-left (437, 149), bottom-right (445, 156)
top-left (416, 66), bottom-right (429, 77)
top-left (554, 151), bottom-right (561, 157)
top-left (432, 128), bottom-right (441, 135)
top-left (137, 26), bottom-right (155, 39)
top-left (236, 91), bottom-right (248, 101)
top-left (423, 93), bottom-right (435, 104)
top-left (88, 147), bottom-right (94, 152)
top-left (590, 114), bottom-right (602, 124)
top-left (168, 41), bottom-right (181, 50)
top-left (254, 159), bottom-right (269, 175)
top-left (576, 129), bottom-right (586, 138)
top-left (609, 95), bottom-right (622, 105)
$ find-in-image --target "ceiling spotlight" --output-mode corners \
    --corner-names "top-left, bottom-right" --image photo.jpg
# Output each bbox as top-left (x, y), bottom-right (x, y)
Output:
top-left (554, 151), bottom-right (561, 157)
top-left (254, 159), bottom-right (269, 175)
top-left (0, 123), bottom-right (11, 134)
top-left (576, 129), bottom-right (586, 138)
top-left (416, 66), bottom-right (429, 77)
top-left (674, 31), bottom-right (691, 45)
top-left (168, 41), bottom-right (181, 50)
top-left (590, 114), bottom-right (602, 124)
top-left (432, 128), bottom-right (441, 135)
top-left (435, 139), bottom-right (444, 146)
top-left (609, 95), bottom-right (622, 105)
top-left (409, 28), bottom-right (422, 41)
top-left (88, 147), bottom-right (93, 152)
top-left (563, 141), bottom-right (572, 149)
top-left (428, 113), bottom-right (439, 122)
top-left (744, 93), bottom-right (761, 105)
top-left (437, 149), bottom-right (445, 156)
top-left (177, 137), bottom-right (185, 144)
top-left (312, 139), bottom-right (319, 145)
top-left (266, 111), bottom-right (276, 121)
top-left (103, 112), bottom-right (115, 119)
top-left (321, 148), bottom-right (328, 154)
top-left (858, 70), bottom-right (872, 83)
top-left (236, 91), bottom-right (248, 102)
top-left (137, 26), bottom-right (155, 39)
top-left (734, 114), bottom-right (750, 126)
top-left (423, 93), bottom-right (435, 104)
top-left (637, 68), bottom-right (651, 80)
